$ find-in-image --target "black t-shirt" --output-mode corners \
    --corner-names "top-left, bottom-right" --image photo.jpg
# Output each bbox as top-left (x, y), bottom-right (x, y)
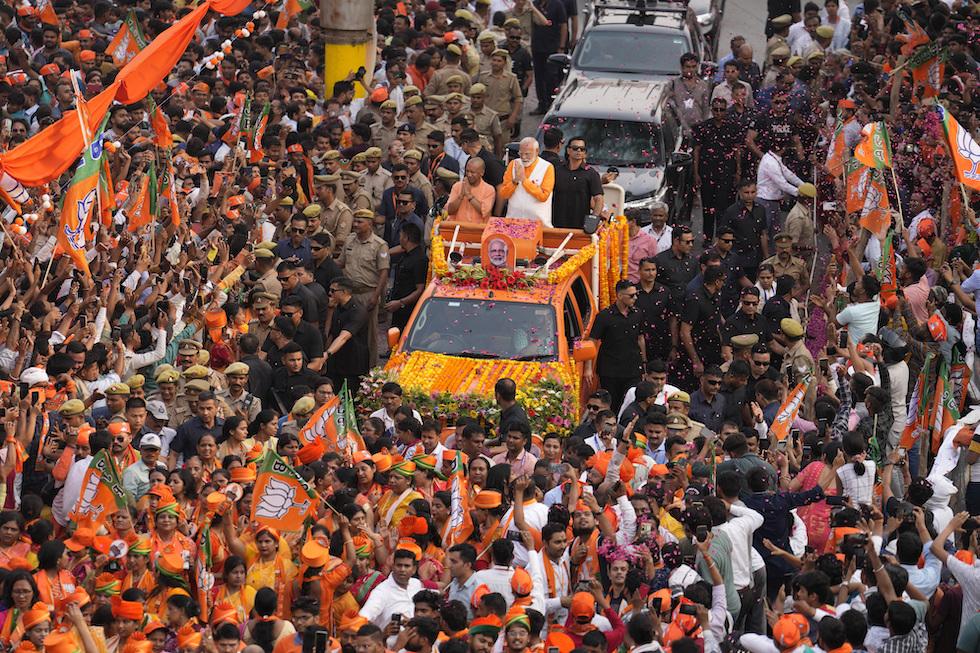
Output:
top-left (720, 202), bottom-right (768, 266)
top-left (326, 298), bottom-right (370, 378)
top-left (390, 246), bottom-right (428, 322)
top-left (531, 0), bottom-right (568, 54)
top-left (654, 250), bottom-right (699, 303)
top-left (553, 161), bottom-right (603, 229)
top-left (590, 305), bottom-right (643, 379)
top-left (314, 258), bottom-right (342, 294)
top-left (635, 282), bottom-right (672, 360)
top-left (693, 118), bottom-right (740, 175)
top-left (722, 310), bottom-right (774, 346)
top-left (477, 148), bottom-right (506, 187)
top-left (509, 45), bottom-right (533, 89)
top-left (681, 285), bottom-right (722, 363)
top-left (749, 110), bottom-right (799, 153)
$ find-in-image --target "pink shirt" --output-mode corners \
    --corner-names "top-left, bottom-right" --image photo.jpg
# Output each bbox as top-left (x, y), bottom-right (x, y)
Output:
top-left (491, 449), bottom-right (538, 477)
top-left (903, 274), bottom-right (931, 325)
top-left (628, 230), bottom-right (659, 282)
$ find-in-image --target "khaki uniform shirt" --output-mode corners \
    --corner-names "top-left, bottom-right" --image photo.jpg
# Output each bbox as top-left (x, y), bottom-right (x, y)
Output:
top-left (247, 318), bottom-right (274, 349)
top-left (217, 388), bottom-right (263, 422)
top-left (471, 106), bottom-right (502, 144)
top-left (322, 198), bottom-right (354, 254)
top-left (345, 187), bottom-right (373, 213)
top-left (370, 122), bottom-right (399, 152)
top-left (784, 203), bottom-right (815, 249)
top-left (363, 167), bottom-right (393, 212)
top-left (412, 120), bottom-right (436, 144)
top-left (765, 35), bottom-right (788, 69)
top-left (761, 253), bottom-right (807, 281)
top-left (338, 233), bottom-right (391, 292)
top-left (254, 269), bottom-right (283, 300)
top-left (425, 64), bottom-right (472, 97)
top-left (503, 8), bottom-right (533, 47)
top-left (410, 171), bottom-right (434, 207)
top-left (475, 70), bottom-right (523, 117)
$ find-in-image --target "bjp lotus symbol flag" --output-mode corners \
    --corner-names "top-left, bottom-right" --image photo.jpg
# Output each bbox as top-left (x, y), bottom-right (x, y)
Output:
top-left (251, 450), bottom-right (317, 532)
top-left (769, 375), bottom-right (810, 441)
top-left (939, 104), bottom-right (980, 192)
top-left (57, 111), bottom-right (108, 278)
top-left (854, 122), bottom-right (892, 170)
top-left (70, 449), bottom-right (132, 531)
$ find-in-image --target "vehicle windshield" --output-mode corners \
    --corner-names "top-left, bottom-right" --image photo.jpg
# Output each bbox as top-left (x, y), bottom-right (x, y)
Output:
top-left (575, 30), bottom-right (690, 76)
top-left (543, 117), bottom-right (664, 166)
top-left (404, 298), bottom-right (559, 360)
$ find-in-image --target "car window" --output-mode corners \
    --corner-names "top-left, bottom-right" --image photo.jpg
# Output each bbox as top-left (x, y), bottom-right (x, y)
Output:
top-left (562, 293), bottom-right (581, 349)
top-left (405, 298), bottom-right (559, 361)
top-left (571, 275), bottom-right (592, 327)
top-left (575, 30), bottom-right (689, 75)
top-left (544, 116), bottom-right (664, 166)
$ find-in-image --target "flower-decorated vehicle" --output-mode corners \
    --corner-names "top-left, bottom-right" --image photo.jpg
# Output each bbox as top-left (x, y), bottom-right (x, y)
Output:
top-left (360, 216), bottom-right (629, 438)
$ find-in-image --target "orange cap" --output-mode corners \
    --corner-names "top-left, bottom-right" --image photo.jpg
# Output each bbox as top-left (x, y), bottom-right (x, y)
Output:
top-left (571, 592), bottom-right (595, 620)
top-left (510, 567), bottom-right (532, 596)
top-left (773, 614), bottom-right (809, 650)
top-left (80, 50), bottom-right (95, 62)
top-left (43, 632), bottom-right (79, 653)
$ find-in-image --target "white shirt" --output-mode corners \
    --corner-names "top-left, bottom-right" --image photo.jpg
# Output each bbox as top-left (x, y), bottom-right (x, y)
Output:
top-left (527, 548), bottom-right (570, 633)
top-left (360, 575), bottom-right (424, 646)
top-left (756, 152), bottom-right (803, 201)
top-left (787, 22), bottom-right (812, 55)
top-left (369, 407), bottom-right (423, 437)
top-left (618, 382), bottom-right (680, 421)
top-left (472, 565), bottom-right (517, 605)
top-left (836, 301), bottom-right (881, 344)
top-left (53, 454), bottom-right (93, 526)
top-left (837, 461), bottom-right (877, 506)
top-left (643, 224), bottom-right (673, 252)
top-left (500, 501), bottom-right (549, 567)
top-left (121, 327), bottom-right (167, 380)
top-left (946, 555), bottom-right (980, 631)
top-left (713, 503), bottom-right (764, 590)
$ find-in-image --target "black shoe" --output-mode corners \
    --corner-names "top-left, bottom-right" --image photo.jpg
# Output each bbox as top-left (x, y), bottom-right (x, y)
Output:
top-left (529, 105), bottom-right (548, 115)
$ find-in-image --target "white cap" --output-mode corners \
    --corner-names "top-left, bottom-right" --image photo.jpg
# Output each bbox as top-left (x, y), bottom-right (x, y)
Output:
top-left (139, 433), bottom-right (162, 450)
top-left (145, 400), bottom-right (169, 422)
top-left (20, 366), bottom-right (48, 387)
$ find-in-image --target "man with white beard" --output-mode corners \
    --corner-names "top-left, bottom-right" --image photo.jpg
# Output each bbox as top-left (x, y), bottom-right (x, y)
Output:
top-left (499, 137), bottom-right (555, 226)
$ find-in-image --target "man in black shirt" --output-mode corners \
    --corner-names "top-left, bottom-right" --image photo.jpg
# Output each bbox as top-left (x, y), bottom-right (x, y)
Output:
top-left (324, 276), bottom-right (371, 393)
top-left (460, 128), bottom-right (505, 187)
top-left (761, 274), bottom-right (795, 341)
top-left (552, 137), bottom-right (603, 229)
top-left (585, 280), bottom-right (645, 410)
top-left (260, 316), bottom-right (296, 370)
top-left (710, 226), bottom-right (751, 318)
top-left (530, 0), bottom-right (568, 114)
top-left (506, 25), bottom-right (534, 96)
top-left (693, 98), bottom-right (740, 243)
top-left (722, 287), bottom-right (780, 360)
top-left (654, 226), bottom-right (699, 304)
top-left (271, 342), bottom-right (323, 405)
top-left (385, 222), bottom-right (427, 332)
top-left (720, 179), bottom-right (769, 280)
top-left (681, 264), bottom-right (725, 383)
top-left (278, 296), bottom-right (325, 371)
top-left (634, 257), bottom-right (674, 364)
top-left (278, 260), bottom-right (319, 327)
top-left (310, 232), bottom-right (342, 291)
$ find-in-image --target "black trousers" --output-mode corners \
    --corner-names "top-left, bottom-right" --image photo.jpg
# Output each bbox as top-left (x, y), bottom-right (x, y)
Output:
top-left (700, 177), bottom-right (734, 241)
top-left (532, 50), bottom-right (559, 109)
top-left (599, 375), bottom-right (640, 412)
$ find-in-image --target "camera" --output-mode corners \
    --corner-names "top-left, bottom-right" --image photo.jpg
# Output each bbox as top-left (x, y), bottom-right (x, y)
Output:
top-left (679, 603), bottom-right (698, 616)
top-left (893, 500), bottom-right (916, 522)
top-left (840, 533), bottom-right (868, 556)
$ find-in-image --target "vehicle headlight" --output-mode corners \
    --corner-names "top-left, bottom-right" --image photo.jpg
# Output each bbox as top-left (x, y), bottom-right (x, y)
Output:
top-left (624, 188), bottom-right (668, 210)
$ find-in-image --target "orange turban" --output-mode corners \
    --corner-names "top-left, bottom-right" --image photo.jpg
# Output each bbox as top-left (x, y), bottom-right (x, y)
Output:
top-left (339, 609), bottom-right (368, 633)
top-left (211, 601), bottom-right (239, 626)
top-left (111, 595), bottom-right (144, 621)
top-left (122, 632), bottom-right (153, 653)
top-left (176, 625), bottom-right (202, 650)
top-left (22, 603), bottom-right (50, 630)
top-left (43, 632), bottom-right (79, 653)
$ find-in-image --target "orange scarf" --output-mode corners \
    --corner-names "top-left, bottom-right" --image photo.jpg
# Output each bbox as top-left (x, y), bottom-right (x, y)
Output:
top-left (571, 530), bottom-right (600, 582)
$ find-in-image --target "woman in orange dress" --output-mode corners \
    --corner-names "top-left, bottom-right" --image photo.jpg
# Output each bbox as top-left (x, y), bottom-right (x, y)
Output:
top-left (33, 541), bottom-right (76, 610)
top-left (0, 570), bottom-right (39, 647)
top-left (211, 556), bottom-right (255, 626)
top-left (145, 553), bottom-right (194, 623)
top-left (0, 513), bottom-right (33, 569)
top-left (120, 538), bottom-right (153, 593)
top-left (167, 469), bottom-right (200, 528)
top-left (196, 435), bottom-right (220, 484)
top-left (149, 497), bottom-right (196, 564)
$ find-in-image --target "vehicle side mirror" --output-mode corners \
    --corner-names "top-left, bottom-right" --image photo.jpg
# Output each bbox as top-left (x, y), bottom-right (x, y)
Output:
top-left (387, 328), bottom-right (401, 350)
top-left (573, 340), bottom-right (597, 362)
top-left (670, 152), bottom-right (693, 168)
top-left (548, 53), bottom-right (571, 67)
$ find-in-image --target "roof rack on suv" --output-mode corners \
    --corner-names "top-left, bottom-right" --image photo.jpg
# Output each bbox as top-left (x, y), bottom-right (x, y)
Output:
top-left (592, 0), bottom-right (690, 19)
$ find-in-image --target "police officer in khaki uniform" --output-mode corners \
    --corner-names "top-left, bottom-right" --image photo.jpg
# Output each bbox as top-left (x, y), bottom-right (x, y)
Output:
top-left (781, 318), bottom-right (816, 419)
top-left (476, 31), bottom-right (497, 75)
top-left (322, 150), bottom-right (343, 175)
top-left (171, 379), bottom-right (209, 429)
top-left (370, 100), bottom-right (400, 152)
top-left (425, 44), bottom-right (472, 97)
top-left (403, 150), bottom-right (434, 208)
top-left (314, 174), bottom-right (354, 255)
top-left (721, 333), bottom-right (759, 372)
top-left (251, 246), bottom-right (283, 300)
top-left (445, 77), bottom-right (472, 110)
top-left (403, 96), bottom-right (435, 144)
top-left (439, 93), bottom-right (467, 132)
top-left (247, 292), bottom-right (278, 348)
top-left (475, 49), bottom-right (524, 137)
top-left (425, 95), bottom-right (448, 129)
top-left (146, 369), bottom-right (181, 427)
top-left (280, 396), bottom-right (316, 439)
top-left (124, 374), bottom-right (146, 400)
top-left (177, 339), bottom-right (202, 372)
top-left (304, 204), bottom-right (326, 238)
top-left (217, 362), bottom-right (262, 422)
top-left (762, 234), bottom-right (807, 282)
top-left (363, 147), bottom-right (393, 221)
top-left (105, 382), bottom-right (130, 424)
top-left (342, 170), bottom-right (372, 213)
top-left (339, 209), bottom-right (390, 366)
top-left (468, 84), bottom-right (503, 156)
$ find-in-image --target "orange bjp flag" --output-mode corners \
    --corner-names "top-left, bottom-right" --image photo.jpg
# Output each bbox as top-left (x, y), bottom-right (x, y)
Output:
top-left (107, 10), bottom-right (148, 67)
top-left (826, 117), bottom-right (846, 178)
top-left (769, 377), bottom-right (809, 441)
top-left (251, 450), bottom-right (318, 532)
top-left (127, 176), bottom-right (152, 232)
top-left (859, 169), bottom-right (890, 234)
top-left (298, 395), bottom-right (343, 452)
top-left (70, 450), bottom-right (131, 531)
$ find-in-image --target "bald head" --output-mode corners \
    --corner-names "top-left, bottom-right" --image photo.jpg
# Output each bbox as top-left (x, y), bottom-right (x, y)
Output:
top-left (464, 157), bottom-right (485, 184)
top-left (738, 45), bottom-right (754, 64)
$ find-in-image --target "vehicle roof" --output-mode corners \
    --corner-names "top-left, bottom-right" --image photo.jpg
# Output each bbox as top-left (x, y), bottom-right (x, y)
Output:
top-left (551, 78), bottom-right (668, 121)
top-left (589, 10), bottom-right (690, 29)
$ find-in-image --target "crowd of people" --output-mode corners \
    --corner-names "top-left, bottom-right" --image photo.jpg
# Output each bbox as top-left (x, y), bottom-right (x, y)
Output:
top-left (2, 4), bottom-right (980, 653)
